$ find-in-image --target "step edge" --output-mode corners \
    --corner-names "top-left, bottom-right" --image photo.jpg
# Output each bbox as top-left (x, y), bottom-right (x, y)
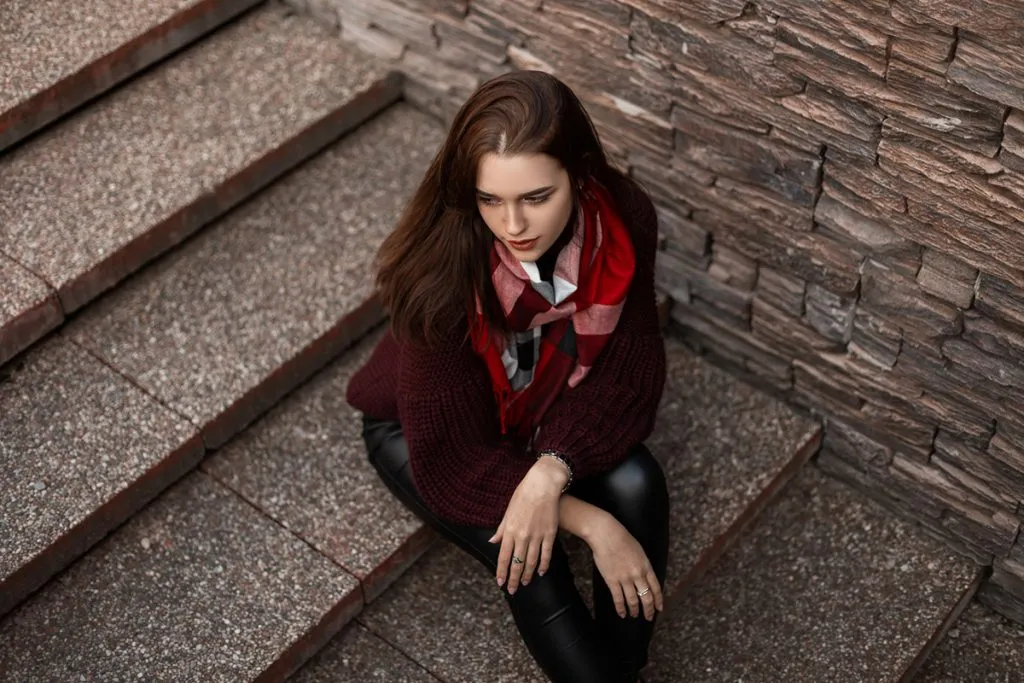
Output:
top-left (0, 0), bottom-right (265, 154)
top-left (0, 431), bottom-right (205, 619)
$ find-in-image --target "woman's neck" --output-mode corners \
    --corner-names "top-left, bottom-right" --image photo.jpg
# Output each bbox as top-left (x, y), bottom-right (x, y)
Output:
top-left (535, 212), bottom-right (575, 282)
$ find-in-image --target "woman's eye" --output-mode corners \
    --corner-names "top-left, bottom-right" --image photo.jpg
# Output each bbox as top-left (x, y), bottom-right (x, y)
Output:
top-left (524, 194), bottom-right (550, 204)
top-left (478, 196), bottom-right (500, 206)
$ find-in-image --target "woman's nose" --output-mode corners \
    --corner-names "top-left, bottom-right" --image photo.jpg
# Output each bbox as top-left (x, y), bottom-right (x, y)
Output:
top-left (504, 205), bottom-right (526, 235)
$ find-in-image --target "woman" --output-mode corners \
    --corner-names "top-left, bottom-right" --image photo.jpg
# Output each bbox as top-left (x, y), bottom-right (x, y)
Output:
top-left (346, 70), bottom-right (670, 683)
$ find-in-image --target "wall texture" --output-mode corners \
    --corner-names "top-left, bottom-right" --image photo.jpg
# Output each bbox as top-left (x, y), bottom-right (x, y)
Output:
top-left (283, 0), bottom-right (1024, 624)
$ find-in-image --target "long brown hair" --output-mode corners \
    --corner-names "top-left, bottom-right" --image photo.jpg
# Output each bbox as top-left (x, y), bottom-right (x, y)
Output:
top-left (376, 70), bottom-right (629, 346)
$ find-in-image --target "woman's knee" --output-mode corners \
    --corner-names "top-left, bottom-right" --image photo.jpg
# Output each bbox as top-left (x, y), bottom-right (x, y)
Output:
top-left (603, 444), bottom-right (669, 509)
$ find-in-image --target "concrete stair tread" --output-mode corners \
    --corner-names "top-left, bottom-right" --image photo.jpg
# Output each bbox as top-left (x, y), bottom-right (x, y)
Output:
top-left (67, 102), bottom-right (443, 446)
top-left (643, 464), bottom-right (982, 683)
top-left (299, 340), bottom-right (822, 682)
top-left (0, 102), bottom-right (442, 617)
top-left (0, 470), bottom-right (362, 681)
top-left (0, 0), bottom-right (262, 152)
top-left (202, 327), bottom-right (437, 604)
top-left (0, 338), bottom-right (204, 617)
top-left (291, 622), bottom-right (440, 683)
top-left (0, 254), bottom-right (62, 367)
top-left (0, 1), bottom-right (401, 365)
top-left (916, 601), bottom-right (1024, 682)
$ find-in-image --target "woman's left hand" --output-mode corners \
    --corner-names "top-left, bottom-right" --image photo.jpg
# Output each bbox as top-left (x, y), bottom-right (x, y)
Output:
top-left (489, 458), bottom-right (569, 594)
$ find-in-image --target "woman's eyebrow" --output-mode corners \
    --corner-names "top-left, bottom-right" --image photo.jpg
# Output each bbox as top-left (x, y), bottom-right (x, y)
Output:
top-left (477, 186), bottom-right (555, 199)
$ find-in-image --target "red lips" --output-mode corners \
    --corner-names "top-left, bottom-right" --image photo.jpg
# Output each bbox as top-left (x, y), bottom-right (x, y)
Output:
top-left (507, 238), bottom-right (538, 250)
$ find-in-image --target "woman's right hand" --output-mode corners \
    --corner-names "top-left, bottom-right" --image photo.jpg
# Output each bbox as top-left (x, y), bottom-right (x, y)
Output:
top-left (587, 516), bottom-right (665, 621)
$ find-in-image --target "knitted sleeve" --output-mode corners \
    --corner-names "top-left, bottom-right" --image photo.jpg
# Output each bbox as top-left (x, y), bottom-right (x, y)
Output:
top-left (396, 324), bottom-right (536, 528)
top-left (531, 180), bottom-right (667, 480)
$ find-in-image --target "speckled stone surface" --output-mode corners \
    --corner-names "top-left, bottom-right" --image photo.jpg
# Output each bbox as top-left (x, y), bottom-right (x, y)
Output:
top-left (0, 471), bottom-right (361, 681)
top-left (358, 542), bottom-right (548, 683)
top-left (916, 601), bottom-right (1024, 682)
top-left (0, 338), bottom-right (202, 616)
top-left (651, 338), bottom-right (820, 594)
top-left (642, 465), bottom-right (979, 683)
top-left (69, 104), bottom-right (443, 445)
top-left (203, 328), bottom-right (436, 602)
top-left (0, 0), bottom-right (197, 115)
top-left (0, 2), bottom-right (392, 310)
top-left (292, 622), bottom-right (440, 683)
top-left (0, 252), bottom-right (62, 366)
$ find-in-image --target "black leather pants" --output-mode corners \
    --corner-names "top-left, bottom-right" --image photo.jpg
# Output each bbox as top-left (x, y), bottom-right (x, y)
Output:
top-left (361, 416), bottom-right (671, 683)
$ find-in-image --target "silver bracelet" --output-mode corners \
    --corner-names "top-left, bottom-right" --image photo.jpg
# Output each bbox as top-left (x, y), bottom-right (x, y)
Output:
top-left (537, 450), bottom-right (573, 493)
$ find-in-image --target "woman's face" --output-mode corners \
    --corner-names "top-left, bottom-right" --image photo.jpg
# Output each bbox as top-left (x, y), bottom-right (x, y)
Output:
top-left (475, 152), bottom-right (575, 261)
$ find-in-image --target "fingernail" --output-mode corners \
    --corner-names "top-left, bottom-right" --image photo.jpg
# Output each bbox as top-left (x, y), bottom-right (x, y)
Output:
top-left (538, 570), bottom-right (545, 577)
top-left (522, 580), bottom-right (529, 586)
top-left (497, 577), bottom-right (504, 586)
top-left (509, 587), bottom-right (516, 595)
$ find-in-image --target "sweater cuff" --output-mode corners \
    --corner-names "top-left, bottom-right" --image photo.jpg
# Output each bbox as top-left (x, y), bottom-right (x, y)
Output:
top-left (535, 449), bottom-right (574, 492)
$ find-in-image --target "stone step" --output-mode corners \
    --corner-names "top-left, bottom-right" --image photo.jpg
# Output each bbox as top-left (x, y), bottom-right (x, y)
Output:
top-left (642, 464), bottom-right (982, 683)
top-left (915, 600), bottom-right (1024, 682)
top-left (0, 1), bottom-right (402, 367)
top-left (0, 470), bottom-right (363, 681)
top-left (0, 0), bottom-right (261, 153)
top-left (0, 102), bottom-right (444, 617)
top-left (291, 338), bottom-right (823, 682)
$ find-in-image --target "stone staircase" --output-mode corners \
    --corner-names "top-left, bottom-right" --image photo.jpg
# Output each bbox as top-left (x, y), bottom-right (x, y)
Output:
top-left (0, 1), bottom-right (1017, 680)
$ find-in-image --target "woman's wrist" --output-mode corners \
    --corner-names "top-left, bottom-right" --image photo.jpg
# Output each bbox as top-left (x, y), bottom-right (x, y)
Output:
top-left (535, 450), bottom-right (573, 492)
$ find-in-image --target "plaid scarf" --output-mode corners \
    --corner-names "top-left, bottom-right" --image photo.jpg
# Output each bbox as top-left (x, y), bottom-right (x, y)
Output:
top-left (470, 179), bottom-right (636, 440)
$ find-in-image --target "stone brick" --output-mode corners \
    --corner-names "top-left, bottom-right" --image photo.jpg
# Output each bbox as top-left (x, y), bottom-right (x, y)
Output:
top-left (897, 0), bottom-right (1024, 40)
top-left (823, 418), bottom-right (895, 469)
top-left (772, 85), bottom-right (884, 161)
top-left (861, 259), bottom-right (962, 338)
top-left (1001, 110), bottom-right (1024, 174)
top-left (976, 274), bottom-right (1024, 331)
top-left (667, 62), bottom-right (776, 136)
top-left (888, 0), bottom-right (956, 73)
top-left (623, 0), bottom-right (751, 31)
top-left (670, 305), bottom-right (793, 382)
top-left (804, 284), bottom-right (856, 344)
top-left (814, 193), bottom-right (920, 277)
top-left (948, 33), bottom-right (1024, 110)
top-left (850, 306), bottom-right (902, 370)
top-left (883, 59), bottom-right (1008, 156)
top-left (755, 267), bottom-right (805, 316)
top-left (672, 107), bottom-right (821, 206)
top-left (630, 153), bottom-right (715, 217)
top-left (752, 299), bottom-right (840, 355)
top-left (822, 153), bottom-right (908, 216)
top-left (942, 339), bottom-right (1024, 392)
top-left (963, 311), bottom-right (1024, 360)
top-left (360, 0), bottom-right (438, 51)
top-left (916, 393), bottom-right (995, 450)
top-left (585, 94), bottom-right (674, 163)
top-left (433, 12), bottom-right (509, 65)
top-left (936, 432), bottom-right (1024, 510)
top-left (657, 251), bottom-right (753, 326)
top-left (917, 249), bottom-right (978, 309)
top-left (990, 430), bottom-right (1024, 491)
top-left (540, 1), bottom-right (630, 53)
top-left (340, 22), bottom-right (406, 60)
top-left (708, 245), bottom-right (757, 291)
top-left (655, 205), bottom-right (709, 258)
top-left (400, 49), bottom-right (479, 93)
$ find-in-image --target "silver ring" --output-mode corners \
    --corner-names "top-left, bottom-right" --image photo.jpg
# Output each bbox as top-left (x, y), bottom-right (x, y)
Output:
top-left (511, 556), bottom-right (524, 564)
top-left (637, 587), bottom-right (650, 597)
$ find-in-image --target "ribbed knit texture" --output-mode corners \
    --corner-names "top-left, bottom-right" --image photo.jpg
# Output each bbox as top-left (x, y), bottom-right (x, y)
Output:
top-left (346, 177), bottom-right (667, 527)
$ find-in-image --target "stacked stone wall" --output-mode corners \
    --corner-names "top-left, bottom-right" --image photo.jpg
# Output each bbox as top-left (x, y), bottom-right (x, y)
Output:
top-left (283, 0), bottom-right (1024, 624)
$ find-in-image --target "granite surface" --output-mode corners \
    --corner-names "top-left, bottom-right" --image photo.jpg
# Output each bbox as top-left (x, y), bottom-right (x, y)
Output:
top-left (0, 0), bottom-right (198, 115)
top-left (0, 471), bottom-right (360, 681)
top-left (916, 600), bottom-right (1024, 682)
top-left (292, 622), bottom-right (440, 683)
top-left (358, 541), bottom-right (548, 683)
top-left (68, 103), bottom-right (443, 443)
top-left (204, 328), bottom-right (436, 603)
top-left (0, 252), bottom-right (62, 366)
top-left (651, 337), bottom-right (820, 593)
top-left (642, 465), bottom-right (979, 683)
top-left (0, 338), bottom-right (201, 614)
top-left (0, 2), bottom-right (390, 306)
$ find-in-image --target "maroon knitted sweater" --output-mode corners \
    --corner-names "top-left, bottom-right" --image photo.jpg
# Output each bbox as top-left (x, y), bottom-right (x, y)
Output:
top-left (346, 177), bottom-right (667, 527)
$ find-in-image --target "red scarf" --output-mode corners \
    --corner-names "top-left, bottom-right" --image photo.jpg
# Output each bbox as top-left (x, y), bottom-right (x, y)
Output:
top-left (470, 179), bottom-right (636, 440)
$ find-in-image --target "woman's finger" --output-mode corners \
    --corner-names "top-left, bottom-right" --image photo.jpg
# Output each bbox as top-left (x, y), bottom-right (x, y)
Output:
top-left (506, 536), bottom-right (529, 594)
top-left (636, 578), bottom-right (657, 621)
top-left (538, 535), bottom-right (554, 577)
top-left (521, 537), bottom-right (542, 585)
top-left (622, 579), bottom-right (641, 618)
top-left (495, 533), bottom-right (514, 587)
top-left (647, 568), bottom-right (665, 612)
top-left (608, 579), bottom-right (628, 618)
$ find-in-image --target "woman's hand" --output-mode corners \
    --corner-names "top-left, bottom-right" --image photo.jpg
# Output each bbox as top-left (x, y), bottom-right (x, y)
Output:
top-left (489, 457), bottom-right (569, 594)
top-left (588, 516), bottom-right (664, 621)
